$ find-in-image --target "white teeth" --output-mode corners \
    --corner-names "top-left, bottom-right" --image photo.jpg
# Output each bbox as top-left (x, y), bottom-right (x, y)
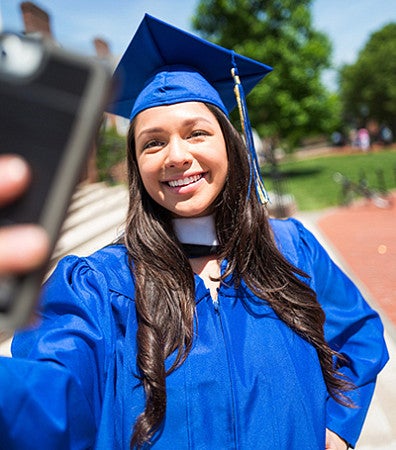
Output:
top-left (168, 174), bottom-right (202, 187)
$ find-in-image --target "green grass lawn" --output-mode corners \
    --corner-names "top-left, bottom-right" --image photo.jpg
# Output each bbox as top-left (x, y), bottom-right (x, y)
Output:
top-left (263, 148), bottom-right (396, 211)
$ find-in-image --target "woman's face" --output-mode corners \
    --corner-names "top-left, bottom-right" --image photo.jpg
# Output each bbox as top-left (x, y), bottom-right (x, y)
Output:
top-left (134, 102), bottom-right (228, 218)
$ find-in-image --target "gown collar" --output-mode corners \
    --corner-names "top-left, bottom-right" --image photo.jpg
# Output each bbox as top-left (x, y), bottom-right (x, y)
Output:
top-left (172, 215), bottom-right (220, 259)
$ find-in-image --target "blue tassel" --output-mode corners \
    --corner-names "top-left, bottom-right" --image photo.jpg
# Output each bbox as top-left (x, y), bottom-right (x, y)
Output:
top-left (231, 54), bottom-right (269, 205)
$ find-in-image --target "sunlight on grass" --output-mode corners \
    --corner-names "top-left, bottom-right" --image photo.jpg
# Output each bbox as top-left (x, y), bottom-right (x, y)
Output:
top-left (263, 149), bottom-right (396, 211)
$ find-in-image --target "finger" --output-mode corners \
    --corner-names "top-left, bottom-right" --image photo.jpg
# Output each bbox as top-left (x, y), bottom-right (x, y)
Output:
top-left (0, 155), bottom-right (31, 206)
top-left (0, 225), bottom-right (49, 274)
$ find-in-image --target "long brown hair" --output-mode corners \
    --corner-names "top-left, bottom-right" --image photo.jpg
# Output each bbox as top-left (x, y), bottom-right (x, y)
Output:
top-left (123, 103), bottom-right (352, 448)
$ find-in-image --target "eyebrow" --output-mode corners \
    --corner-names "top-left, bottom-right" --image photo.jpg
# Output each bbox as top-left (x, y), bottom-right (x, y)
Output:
top-left (136, 127), bottom-right (164, 141)
top-left (136, 116), bottom-right (214, 141)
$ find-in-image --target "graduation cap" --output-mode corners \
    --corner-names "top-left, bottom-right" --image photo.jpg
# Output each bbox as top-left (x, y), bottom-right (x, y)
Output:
top-left (108, 14), bottom-right (272, 203)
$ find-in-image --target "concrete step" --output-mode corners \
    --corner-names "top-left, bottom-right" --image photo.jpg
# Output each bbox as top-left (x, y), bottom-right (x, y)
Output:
top-left (50, 182), bottom-right (128, 267)
top-left (59, 183), bottom-right (127, 233)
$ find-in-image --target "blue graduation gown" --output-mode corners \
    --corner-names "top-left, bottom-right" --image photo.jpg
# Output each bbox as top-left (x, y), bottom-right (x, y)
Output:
top-left (0, 218), bottom-right (389, 449)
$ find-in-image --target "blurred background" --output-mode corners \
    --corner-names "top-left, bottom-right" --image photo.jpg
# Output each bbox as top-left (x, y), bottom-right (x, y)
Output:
top-left (1, 0), bottom-right (395, 207)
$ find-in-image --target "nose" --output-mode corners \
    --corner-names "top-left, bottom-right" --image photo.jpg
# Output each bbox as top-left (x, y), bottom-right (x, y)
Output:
top-left (165, 137), bottom-right (192, 168)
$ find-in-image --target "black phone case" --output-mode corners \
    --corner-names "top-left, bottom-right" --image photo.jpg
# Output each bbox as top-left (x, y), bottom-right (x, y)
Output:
top-left (0, 34), bottom-right (111, 331)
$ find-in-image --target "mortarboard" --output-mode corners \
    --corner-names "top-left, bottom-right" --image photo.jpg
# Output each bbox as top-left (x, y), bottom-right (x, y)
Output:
top-left (108, 14), bottom-right (272, 203)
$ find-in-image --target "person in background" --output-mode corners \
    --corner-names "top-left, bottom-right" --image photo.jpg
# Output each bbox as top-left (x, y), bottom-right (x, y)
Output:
top-left (0, 15), bottom-right (388, 450)
top-left (357, 127), bottom-right (370, 151)
top-left (379, 125), bottom-right (393, 146)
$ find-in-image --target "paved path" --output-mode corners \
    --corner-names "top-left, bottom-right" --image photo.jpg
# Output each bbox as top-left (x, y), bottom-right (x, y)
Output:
top-left (296, 194), bottom-right (396, 449)
top-left (318, 194), bottom-right (396, 327)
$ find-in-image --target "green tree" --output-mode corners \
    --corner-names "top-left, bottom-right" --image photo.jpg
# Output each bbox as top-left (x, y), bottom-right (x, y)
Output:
top-left (339, 23), bottom-right (396, 134)
top-left (192, 0), bottom-right (339, 150)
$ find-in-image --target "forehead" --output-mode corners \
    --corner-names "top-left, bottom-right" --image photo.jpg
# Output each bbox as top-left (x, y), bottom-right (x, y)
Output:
top-left (134, 102), bottom-right (219, 129)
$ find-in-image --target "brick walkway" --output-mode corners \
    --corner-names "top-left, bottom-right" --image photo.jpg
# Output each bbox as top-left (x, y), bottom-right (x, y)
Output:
top-left (296, 194), bottom-right (396, 449)
top-left (317, 193), bottom-right (396, 327)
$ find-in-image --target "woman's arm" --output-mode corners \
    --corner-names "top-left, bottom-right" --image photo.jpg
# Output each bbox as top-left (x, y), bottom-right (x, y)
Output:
top-left (0, 357), bottom-right (96, 449)
top-left (0, 255), bottom-right (113, 449)
top-left (294, 219), bottom-right (389, 448)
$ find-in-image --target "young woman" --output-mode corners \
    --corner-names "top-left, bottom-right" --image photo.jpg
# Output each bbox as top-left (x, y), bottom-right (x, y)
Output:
top-left (0, 14), bottom-right (388, 450)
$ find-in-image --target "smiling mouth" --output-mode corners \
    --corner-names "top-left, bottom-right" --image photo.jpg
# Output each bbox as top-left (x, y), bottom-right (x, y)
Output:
top-left (166, 174), bottom-right (204, 188)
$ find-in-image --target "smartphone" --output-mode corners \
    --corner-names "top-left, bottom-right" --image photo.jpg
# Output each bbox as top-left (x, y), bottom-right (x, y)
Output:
top-left (0, 33), bottom-right (112, 332)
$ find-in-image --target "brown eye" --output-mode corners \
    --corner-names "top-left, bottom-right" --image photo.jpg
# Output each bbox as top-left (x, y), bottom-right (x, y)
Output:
top-left (189, 130), bottom-right (209, 139)
top-left (143, 139), bottom-right (164, 150)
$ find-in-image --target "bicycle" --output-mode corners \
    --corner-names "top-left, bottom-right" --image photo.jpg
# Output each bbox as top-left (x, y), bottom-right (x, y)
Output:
top-left (333, 172), bottom-right (393, 209)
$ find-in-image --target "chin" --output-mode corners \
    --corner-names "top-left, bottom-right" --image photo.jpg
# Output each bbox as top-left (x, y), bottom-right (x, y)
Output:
top-left (172, 207), bottom-right (213, 219)
top-left (164, 197), bottom-right (215, 218)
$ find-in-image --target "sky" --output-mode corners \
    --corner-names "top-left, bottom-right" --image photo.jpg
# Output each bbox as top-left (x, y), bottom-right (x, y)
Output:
top-left (1, 0), bottom-right (395, 89)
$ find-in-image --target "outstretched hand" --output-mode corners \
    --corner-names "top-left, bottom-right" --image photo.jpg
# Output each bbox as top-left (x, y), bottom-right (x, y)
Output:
top-left (0, 155), bottom-right (49, 274)
top-left (326, 429), bottom-right (348, 450)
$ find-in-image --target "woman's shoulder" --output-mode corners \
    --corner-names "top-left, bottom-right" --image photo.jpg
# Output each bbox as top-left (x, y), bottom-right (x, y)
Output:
top-left (269, 216), bottom-right (302, 237)
top-left (269, 217), bottom-right (305, 256)
top-left (84, 243), bottom-right (129, 267)
top-left (269, 217), bottom-right (324, 271)
top-left (47, 243), bottom-right (134, 299)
